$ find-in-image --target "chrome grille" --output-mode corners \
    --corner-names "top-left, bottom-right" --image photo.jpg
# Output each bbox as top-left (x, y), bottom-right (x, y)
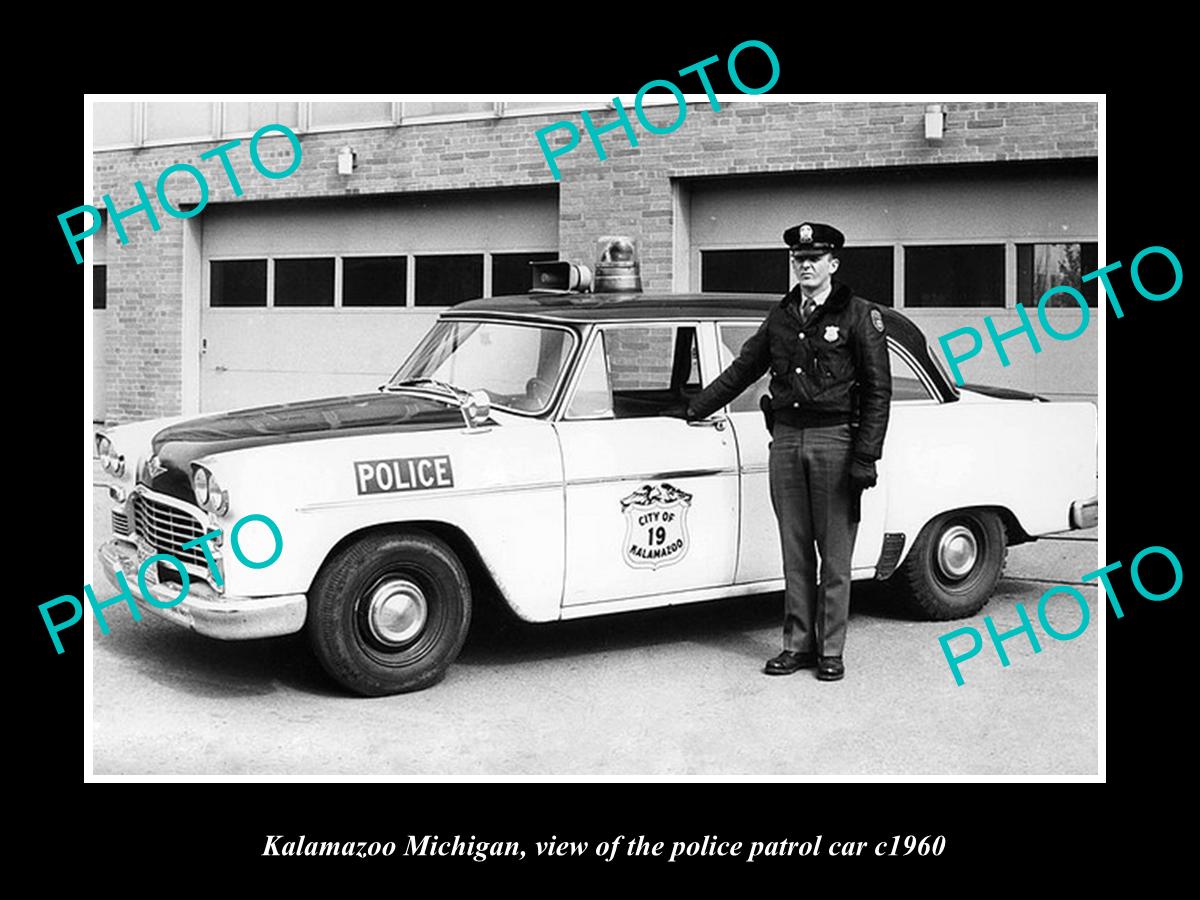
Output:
top-left (132, 493), bottom-right (208, 567)
top-left (112, 509), bottom-right (131, 536)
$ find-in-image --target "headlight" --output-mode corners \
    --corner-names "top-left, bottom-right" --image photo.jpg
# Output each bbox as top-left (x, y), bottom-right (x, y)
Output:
top-left (192, 465), bottom-right (230, 516)
top-left (208, 473), bottom-right (230, 516)
top-left (192, 467), bottom-right (209, 506)
top-left (96, 434), bottom-right (125, 476)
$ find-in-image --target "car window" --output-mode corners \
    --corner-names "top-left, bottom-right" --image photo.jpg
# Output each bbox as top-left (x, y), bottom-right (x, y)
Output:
top-left (889, 347), bottom-right (934, 401)
top-left (392, 320), bottom-right (575, 415)
top-left (565, 332), bottom-right (613, 419)
top-left (565, 325), bottom-right (700, 420)
top-left (718, 323), bottom-right (771, 413)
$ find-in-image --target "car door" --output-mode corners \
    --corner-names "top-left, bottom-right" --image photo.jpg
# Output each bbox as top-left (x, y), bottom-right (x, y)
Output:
top-left (718, 321), bottom-right (934, 582)
top-left (554, 322), bottom-right (740, 608)
top-left (712, 320), bottom-right (778, 585)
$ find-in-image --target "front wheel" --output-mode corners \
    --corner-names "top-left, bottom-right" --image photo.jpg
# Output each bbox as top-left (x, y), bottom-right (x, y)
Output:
top-left (308, 530), bottom-right (471, 696)
top-left (894, 509), bottom-right (1007, 620)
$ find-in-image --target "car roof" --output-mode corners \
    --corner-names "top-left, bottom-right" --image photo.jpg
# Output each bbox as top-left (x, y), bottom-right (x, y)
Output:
top-left (446, 292), bottom-right (781, 321)
top-left (445, 290), bottom-right (960, 404)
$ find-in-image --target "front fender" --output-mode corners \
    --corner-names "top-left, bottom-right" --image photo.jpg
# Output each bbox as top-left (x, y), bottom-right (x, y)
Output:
top-left (196, 420), bottom-right (566, 622)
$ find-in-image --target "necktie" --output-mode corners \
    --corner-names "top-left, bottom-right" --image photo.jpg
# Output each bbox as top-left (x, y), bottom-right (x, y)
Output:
top-left (801, 297), bottom-right (815, 321)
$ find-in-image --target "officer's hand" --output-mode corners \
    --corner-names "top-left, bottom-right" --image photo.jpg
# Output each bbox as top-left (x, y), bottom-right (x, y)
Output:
top-left (659, 401), bottom-right (692, 420)
top-left (849, 455), bottom-right (878, 491)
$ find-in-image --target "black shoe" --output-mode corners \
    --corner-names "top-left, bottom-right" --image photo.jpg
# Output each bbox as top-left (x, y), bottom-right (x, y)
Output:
top-left (817, 656), bottom-right (845, 681)
top-left (764, 650), bottom-right (817, 676)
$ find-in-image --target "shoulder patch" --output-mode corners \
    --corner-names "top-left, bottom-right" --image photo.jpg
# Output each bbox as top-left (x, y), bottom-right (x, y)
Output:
top-left (870, 308), bottom-right (885, 333)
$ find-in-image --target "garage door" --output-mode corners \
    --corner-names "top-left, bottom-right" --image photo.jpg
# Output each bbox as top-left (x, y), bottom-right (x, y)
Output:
top-left (198, 187), bottom-right (558, 412)
top-left (684, 160), bottom-right (1098, 401)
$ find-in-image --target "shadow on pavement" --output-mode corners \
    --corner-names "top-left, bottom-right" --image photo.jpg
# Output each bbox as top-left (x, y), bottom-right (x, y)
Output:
top-left (459, 578), bottom-right (914, 668)
top-left (98, 578), bottom-right (980, 696)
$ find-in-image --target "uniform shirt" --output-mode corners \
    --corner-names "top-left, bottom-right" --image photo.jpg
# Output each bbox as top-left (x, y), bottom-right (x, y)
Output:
top-left (800, 283), bottom-right (832, 312)
top-left (688, 279), bottom-right (892, 460)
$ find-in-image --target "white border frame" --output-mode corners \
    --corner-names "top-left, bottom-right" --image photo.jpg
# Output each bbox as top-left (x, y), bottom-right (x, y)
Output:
top-left (84, 92), bottom-right (1106, 785)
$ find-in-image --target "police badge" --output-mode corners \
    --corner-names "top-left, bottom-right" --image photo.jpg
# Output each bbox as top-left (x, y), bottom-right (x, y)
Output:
top-left (871, 308), bottom-right (885, 333)
top-left (824, 325), bottom-right (840, 342)
top-left (799, 223), bottom-right (814, 243)
top-left (620, 482), bottom-right (693, 570)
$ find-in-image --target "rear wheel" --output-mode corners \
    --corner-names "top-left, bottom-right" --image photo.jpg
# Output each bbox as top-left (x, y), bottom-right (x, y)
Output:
top-left (308, 530), bottom-right (471, 696)
top-left (895, 509), bottom-right (1007, 620)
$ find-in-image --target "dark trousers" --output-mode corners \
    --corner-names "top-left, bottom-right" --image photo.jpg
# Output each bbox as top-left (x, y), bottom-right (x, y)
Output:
top-left (768, 422), bottom-right (858, 657)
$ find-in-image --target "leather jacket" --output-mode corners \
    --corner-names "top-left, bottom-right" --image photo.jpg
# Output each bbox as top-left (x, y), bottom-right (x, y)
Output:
top-left (688, 280), bottom-right (892, 460)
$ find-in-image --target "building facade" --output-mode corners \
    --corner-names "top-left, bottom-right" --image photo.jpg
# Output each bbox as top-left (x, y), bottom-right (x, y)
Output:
top-left (90, 99), bottom-right (1098, 423)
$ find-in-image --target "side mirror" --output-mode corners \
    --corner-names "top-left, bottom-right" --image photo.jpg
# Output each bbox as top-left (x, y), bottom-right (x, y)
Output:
top-left (462, 390), bottom-right (492, 429)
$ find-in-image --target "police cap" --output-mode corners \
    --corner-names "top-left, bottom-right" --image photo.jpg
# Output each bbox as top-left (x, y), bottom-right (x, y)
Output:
top-left (783, 222), bottom-right (845, 256)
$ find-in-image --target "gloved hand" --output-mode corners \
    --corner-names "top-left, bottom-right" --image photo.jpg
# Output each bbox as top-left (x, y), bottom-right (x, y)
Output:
top-left (849, 454), bottom-right (878, 491)
top-left (659, 401), bottom-right (692, 420)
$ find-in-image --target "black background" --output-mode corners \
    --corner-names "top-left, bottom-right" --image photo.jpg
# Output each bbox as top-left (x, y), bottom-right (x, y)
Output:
top-left (23, 30), bottom-right (1186, 886)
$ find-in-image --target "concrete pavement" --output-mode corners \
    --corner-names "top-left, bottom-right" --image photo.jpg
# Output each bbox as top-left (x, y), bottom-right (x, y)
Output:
top-left (89, 475), bottom-right (1098, 776)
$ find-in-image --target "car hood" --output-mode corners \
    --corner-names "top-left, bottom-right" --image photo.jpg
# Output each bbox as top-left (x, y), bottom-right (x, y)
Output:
top-left (143, 391), bottom-right (464, 501)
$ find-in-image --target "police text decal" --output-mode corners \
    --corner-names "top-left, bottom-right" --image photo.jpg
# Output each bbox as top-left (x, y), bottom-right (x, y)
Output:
top-left (354, 456), bottom-right (454, 495)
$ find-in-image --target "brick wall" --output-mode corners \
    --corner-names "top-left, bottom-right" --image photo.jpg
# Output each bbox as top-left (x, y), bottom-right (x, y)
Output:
top-left (93, 101), bottom-right (1097, 421)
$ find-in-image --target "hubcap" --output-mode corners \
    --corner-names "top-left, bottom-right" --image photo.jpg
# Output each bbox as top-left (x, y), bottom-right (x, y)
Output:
top-left (937, 525), bottom-right (978, 579)
top-left (365, 577), bottom-right (428, 646)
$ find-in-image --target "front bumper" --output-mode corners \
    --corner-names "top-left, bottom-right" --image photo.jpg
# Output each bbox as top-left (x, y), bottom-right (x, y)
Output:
top-left (1070, 496), bottom-right (1098, 530)
top-left (98, 538), bottom-right (307, 640)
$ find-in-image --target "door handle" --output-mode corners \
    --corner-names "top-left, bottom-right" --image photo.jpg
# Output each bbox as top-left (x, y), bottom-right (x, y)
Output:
top-left (215, 365), bottom-right (228, 372)
top-left (688, 417), bottom-right (727, 431)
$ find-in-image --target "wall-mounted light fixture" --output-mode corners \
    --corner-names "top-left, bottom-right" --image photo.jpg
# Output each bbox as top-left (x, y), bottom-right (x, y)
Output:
top-left (337, 146), bottom-right (357, 176)
top-left (924, 104), bottom-right (946, 142)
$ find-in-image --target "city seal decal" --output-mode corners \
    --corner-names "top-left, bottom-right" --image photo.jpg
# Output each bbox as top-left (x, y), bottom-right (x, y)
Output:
top-left (824, 325), bottom-right (840, 342)
top-left (871, 308), bottom-right (885, 333)
top-left (620, 482), bottom-right (693, 570)
top-left (354, 455), bottom-right (454, 495)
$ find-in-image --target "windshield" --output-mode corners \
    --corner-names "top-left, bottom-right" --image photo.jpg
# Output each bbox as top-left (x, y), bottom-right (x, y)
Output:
top-left (389, 319), bottom-right (577, 415)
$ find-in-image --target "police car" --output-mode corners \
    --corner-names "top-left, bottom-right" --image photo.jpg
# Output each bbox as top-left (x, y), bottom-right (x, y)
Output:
top-left (96, 239), bottom-right (1098, 696)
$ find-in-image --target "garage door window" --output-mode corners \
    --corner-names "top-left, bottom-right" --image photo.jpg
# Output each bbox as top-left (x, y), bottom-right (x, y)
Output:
top-left (309, 102), bottom-right (393, 129)
top-left (415, 255), bottom-right (484, 307)
top-left (211, 259), bottom-right (267, 307)
top-left (1016, 242), bottom-right (1098, 308)
top-left (274, 258), bottom-right (334, 307)
top-left (492, 252), bottom-right (559, 296)
top-left (904, 244), bottom-right (1005, 308)
top-left (223, 102), bottom-right (300, 136)
top-left (403, 102), bottom-right (496, 120)
top-left (836, 246), bottom-right (894, 306)
top-left (701, 250), bottom-right (788, 294)
top-left (343, 256), bottom-right (407, 307)
top-left (145, 102), bottom-right (214, 144)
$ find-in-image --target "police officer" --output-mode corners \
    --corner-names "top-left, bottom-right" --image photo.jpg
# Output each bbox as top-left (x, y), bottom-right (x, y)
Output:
top-left (665, 222), bottom-right (891, 681)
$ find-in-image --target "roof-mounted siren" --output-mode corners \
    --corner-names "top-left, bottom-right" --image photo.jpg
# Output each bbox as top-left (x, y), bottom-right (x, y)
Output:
top-left (594, 236), bottom-right (642, 293)
top-left (530, 260), bottom-right (593, 294)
